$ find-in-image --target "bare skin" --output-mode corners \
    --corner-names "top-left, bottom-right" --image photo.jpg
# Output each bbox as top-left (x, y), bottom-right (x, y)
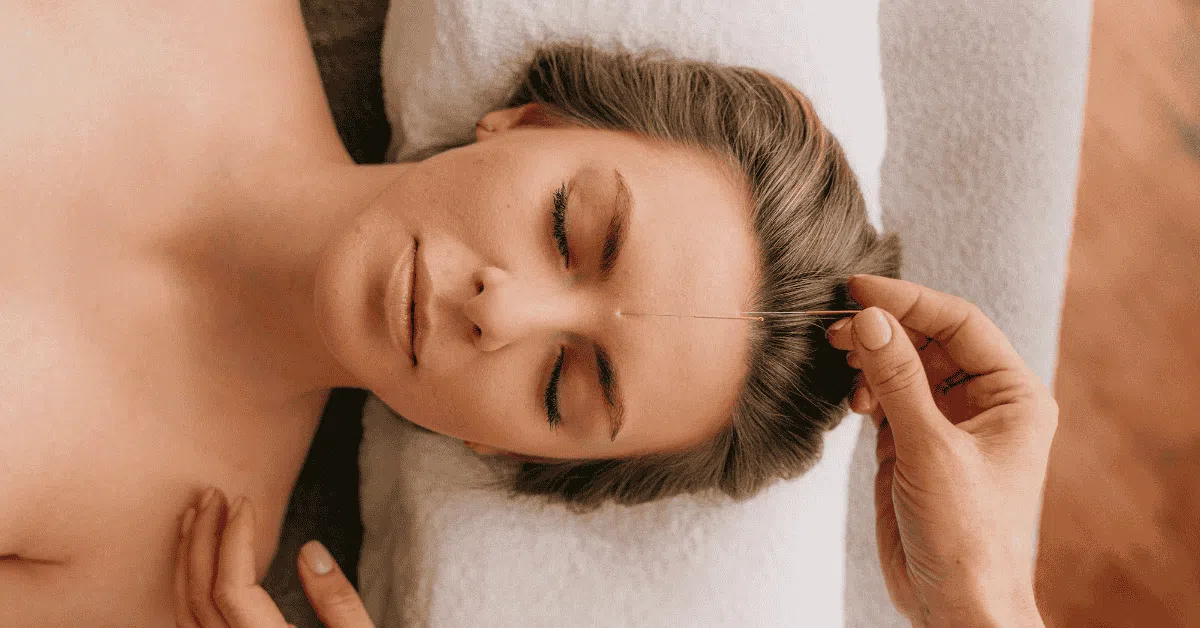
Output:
top-left (1, 2), bottom-right (759, 625)
top-left (0, 2), bottom-right (377, 625)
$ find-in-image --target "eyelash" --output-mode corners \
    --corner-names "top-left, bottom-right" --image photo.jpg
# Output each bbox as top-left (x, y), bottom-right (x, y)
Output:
top-left (552, 182), bottom-right (570, 268)
top-left (544, 347), bottom-right (565, 430)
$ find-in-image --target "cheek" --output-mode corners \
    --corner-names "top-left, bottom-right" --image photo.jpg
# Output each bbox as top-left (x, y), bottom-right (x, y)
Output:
top-left (388, 355), bottom-right (545, 447)
top-left (416, 148), bottom-right (536, 231)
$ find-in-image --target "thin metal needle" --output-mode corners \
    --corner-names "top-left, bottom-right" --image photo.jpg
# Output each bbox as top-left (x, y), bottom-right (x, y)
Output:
top-left (741, 310), bottom-right (862, 316)
top-left (620, 312), bottom-right (765, 321)
top-left (620, 310), bottom-right (862, 320)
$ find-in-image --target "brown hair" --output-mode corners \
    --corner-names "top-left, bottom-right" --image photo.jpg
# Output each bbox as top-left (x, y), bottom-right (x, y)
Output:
top-left (498, 44), bottom-right (901, 509)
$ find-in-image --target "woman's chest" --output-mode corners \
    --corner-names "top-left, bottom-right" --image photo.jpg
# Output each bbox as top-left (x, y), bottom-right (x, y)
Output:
top-left (0, 282), bottom-right (321, 549)
top-left (0, 373), bottom-right (319, 626)
top-left (0, 288), bottom-right (323, 624)
top-left (0, 326), bottom-right (313, 551)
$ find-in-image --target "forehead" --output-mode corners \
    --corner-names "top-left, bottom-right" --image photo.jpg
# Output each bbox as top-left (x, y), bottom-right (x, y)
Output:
top-left (586, 132), bottom-right (760, 454)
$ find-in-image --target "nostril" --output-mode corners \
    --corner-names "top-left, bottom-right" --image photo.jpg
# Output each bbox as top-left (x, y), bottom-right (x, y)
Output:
top-left (475, 281), bottom-right (484, 294)
top-left (473, 325), bottom-right (482, 338)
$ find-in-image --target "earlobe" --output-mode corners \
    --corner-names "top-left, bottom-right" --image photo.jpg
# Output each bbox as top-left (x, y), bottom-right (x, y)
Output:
top-left (463, 440), bottom-right (504, 456)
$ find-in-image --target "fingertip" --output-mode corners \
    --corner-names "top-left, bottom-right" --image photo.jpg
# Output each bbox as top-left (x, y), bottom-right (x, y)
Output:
top-left (846, 350), bottom-right (862, 370)
top-left (846, 273), bottom-right (885, 300)
top-left (851, 384), bottom-right (874, 414)
top-left (297, 540), bottom-right (374, 628)
top-left (852, 307), bottom-right (894, 351)
top-left (300, 540), bottom-right (335, 576)
top-left (828, 316), bottom-right (852, 335)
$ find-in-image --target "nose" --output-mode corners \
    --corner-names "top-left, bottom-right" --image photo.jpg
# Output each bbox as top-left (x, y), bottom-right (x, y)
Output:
top-left (463, 266), bottom-right (579, 352)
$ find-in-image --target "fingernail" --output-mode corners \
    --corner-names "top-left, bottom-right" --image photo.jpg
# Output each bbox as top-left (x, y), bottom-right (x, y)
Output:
top-left (854, 307), bottom-right (892, 351)
top-left (828, 317), bottom-right (852, 334)
top-left (180, 507), bottom-right (196, 537)
top-left (852, 385), bottom-right (873, 413)
top-left (199, 487), bottom-right (217, 509)
top-left (302, 541), bottom-right (334, 575)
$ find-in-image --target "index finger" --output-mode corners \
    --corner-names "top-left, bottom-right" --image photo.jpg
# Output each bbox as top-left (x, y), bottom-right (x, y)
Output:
top-left (213, 498), bottom-right (291, 627)
top-left (847, 275), bottom-right (1025, 376)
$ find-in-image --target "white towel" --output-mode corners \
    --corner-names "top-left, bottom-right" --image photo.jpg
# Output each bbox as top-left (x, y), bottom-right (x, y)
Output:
top-left (360, 399), bottom-right (864, 627)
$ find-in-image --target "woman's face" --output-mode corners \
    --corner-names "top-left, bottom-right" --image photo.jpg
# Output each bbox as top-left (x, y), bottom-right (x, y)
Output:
top-left (314, 105), bottom-right (759, 460)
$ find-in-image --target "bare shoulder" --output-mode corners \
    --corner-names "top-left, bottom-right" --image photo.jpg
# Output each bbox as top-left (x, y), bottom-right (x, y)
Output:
top-left (0, 0), bottom-right (341, 161)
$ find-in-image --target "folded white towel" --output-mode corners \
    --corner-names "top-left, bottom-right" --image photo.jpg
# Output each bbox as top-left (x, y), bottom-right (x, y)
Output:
top-left (360, 399), bottom-right (864, 627)
top-left (381, 0), bottom-right (888, 220)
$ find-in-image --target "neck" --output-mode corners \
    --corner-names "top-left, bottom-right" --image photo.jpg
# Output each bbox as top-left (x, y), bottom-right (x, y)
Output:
top-left (160, 157), bottom-right (411, 406)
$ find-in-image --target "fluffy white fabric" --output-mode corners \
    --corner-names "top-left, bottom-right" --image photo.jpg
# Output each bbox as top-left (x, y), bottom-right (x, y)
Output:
top-left (362, 0), bottom-right (1093, 626)
top-left (380, 0), bottom-right (888, 220)
top-left (360, 398), bottom-right (863, 628)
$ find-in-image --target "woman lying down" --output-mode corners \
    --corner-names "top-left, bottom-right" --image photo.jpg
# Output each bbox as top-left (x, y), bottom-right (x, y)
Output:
top-left (0, 2), bottom-right (898, 625)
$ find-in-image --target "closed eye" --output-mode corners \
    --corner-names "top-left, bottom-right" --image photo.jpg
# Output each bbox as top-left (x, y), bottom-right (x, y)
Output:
top-left (544, 347), bottom-right (565, 430)
top-left (552, 182), bottom-right (570, 268)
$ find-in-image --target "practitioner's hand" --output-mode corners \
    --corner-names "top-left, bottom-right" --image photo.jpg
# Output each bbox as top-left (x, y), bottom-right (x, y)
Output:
top-left (827, 275), bottom-right (1058, 628)
top-left (174, 488), bottom-right (375, 628)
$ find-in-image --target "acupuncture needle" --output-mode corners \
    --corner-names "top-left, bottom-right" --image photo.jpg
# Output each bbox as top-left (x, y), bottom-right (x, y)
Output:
top-left (619, 310), bottom-right (862, 322)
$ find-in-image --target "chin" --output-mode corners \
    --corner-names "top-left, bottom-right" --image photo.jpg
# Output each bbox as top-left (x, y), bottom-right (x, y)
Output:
top-left (312, 208), bottom-right (412, 392)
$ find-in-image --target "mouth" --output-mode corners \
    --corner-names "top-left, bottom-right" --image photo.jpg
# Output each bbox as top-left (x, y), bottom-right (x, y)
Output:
top-left (411, 241), bottom-right (430, 366)
top-left (384, 239), bottom-right (420, 366)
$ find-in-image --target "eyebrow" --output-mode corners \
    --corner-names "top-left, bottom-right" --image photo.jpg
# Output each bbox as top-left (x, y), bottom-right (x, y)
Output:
top-left (593, 168), bottom-right (633, 440)
top-left (599, 169), bottom-right (632, 280)
top-left (593, 344), bottom-right (625, 440)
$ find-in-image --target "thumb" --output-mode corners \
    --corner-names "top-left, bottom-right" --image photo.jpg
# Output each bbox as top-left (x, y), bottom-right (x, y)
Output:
top-left (298, 541), bottom-right (375, 628)
top-left (852, 307), bottom-right (947, 448)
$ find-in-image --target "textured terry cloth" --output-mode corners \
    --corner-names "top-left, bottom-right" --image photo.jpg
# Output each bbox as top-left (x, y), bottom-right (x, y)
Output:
top-left (360, 0), bottom-right (1093, 625)
top-left (360, 398), bottom-right (866, 628)
top-left (845, 1), bottom-right (1092, 626)
top-left (380, 0), bottom-right (889, 223)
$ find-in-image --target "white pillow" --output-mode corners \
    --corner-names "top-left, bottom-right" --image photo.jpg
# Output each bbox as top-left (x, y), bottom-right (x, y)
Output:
top-left (365, 2), bottom-right (886, 626)
top-left (381, 0), bottom-right (887, 225)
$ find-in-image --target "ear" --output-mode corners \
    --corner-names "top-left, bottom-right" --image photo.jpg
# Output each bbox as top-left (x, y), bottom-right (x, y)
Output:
top-left (474, 103), bottom-right (564, 141)
top-left (463, 440), bottom-right (504, 456)
top-left (462, 441), bottom-right (565, 465)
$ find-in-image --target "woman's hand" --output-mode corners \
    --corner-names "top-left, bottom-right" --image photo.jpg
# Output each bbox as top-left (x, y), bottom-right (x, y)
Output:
top-left (174, 488), bottom-right (375, 628)
top-left (827, 275), bottom-right (1058, 628)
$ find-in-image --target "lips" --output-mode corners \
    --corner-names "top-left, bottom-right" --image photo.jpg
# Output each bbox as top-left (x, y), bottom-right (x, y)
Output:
top-left (410, 243), bottom-right (430, 364)
top-left (384, 240), bottom-right (418, 365)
